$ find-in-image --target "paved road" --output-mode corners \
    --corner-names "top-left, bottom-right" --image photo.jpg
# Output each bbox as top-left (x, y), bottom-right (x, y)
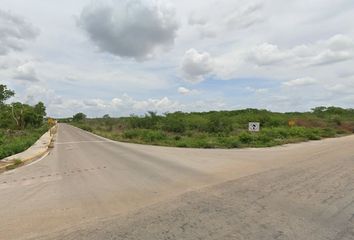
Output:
top-left (1, 124), bottom-right (354, 239)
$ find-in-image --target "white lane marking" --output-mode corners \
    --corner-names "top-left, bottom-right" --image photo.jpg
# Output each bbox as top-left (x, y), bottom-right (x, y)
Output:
top-left (23, 151), bottom-right (50, 168)
top-left (55, 140), bottom-right (114, 145)
top-left (1, 151), bottom-right (50, 176)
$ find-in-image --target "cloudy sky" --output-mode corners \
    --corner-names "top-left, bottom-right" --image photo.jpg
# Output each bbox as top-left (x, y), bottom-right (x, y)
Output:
top-left (0, 0), bottom-right (354, 117)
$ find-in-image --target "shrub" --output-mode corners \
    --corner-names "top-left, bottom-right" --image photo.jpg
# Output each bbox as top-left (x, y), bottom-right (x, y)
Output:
top-left (81, 125), bottom-right (93, 132)
top-left (257, 133), bottom-right (273, 144)
top-left (123, 129), bottom-right (140, 139)
top-left (220, 137), bottom-right (241, 148)
top-left (162, 117), bottom-right (185, 133)
top-left (239, 132), bottom-right (253, 144)
top-left (141, 130), bottom-right (167, 142)
top-left (320, 128), bottom-right (336, 137)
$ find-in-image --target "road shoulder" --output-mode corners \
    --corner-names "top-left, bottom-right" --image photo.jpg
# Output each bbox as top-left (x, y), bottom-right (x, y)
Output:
top-left (0, 125), bottom-right (57, 173)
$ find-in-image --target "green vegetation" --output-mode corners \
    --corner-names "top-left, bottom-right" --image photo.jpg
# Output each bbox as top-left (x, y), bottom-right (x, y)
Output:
top-left (73, 112), bottom-right (87, 122)
top-left (5, 159), bottom-right (23, 170)
top-left (0, 84), bottom-right (48, 159)
top-left (66, 107), bottom-right (354, 149)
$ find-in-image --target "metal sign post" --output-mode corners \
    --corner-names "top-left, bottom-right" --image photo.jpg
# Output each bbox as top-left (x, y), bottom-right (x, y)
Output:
top-left (248, 122), bottom-right (260, 132)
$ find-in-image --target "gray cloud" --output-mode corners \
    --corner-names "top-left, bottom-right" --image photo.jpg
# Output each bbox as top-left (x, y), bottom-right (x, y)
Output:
top-left (225, 2), bottom-right (263, 29)
top-left (188, 13), bottom-right (207, 26)
top-left (78, 0), bottom-right (178, 60)
top-left (0, 9), bottom-right (39, 55)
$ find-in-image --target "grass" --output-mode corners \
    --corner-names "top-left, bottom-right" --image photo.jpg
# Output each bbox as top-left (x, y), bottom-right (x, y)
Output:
top-left (65, 107), bottom-right (354, 149)
top-left (0, 125), bottom-right (49, 159)
top-left (5, 159), bottom-right (23, 170)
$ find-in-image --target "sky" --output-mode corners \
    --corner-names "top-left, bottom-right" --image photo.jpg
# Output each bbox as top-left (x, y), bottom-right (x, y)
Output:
top-left (0, 0), bottom-right (354, 117)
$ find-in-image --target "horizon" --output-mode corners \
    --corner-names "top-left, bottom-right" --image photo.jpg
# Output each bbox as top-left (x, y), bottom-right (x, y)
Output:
top-left (1, 0), bottom-right (353, 118)
top-left (56, 105), bottom-right (352, 119)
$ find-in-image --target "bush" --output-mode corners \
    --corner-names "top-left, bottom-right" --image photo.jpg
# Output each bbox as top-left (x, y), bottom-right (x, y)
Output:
top-left (191, 139), bottom-right (214, 148)
top-left (162, 117), bottom-right (185, 133)
top-left (123, 129), bottom-right (140, 139)
top-left (81, 125), bottom-right (93, 132)
top-left (239, 132), bottom-right (253, 144)
top-left (219, 137), bottom-right (241, 148)
top-left (141, 130), bottom-right (166, 142)
top-left (257, 133), bottom-right (273, 144)
top-left (321, 128), bottom-right (336, 137)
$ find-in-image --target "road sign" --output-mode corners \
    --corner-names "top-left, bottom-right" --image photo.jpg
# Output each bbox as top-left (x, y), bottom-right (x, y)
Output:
top-left (288, 120), bottom-right (296, 127)
top-left (248, 122), bottom-right (260, 132)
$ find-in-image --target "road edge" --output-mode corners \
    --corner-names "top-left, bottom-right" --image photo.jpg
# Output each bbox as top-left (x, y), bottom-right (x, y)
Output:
top-left (0, 125), bottom-right (58, 173)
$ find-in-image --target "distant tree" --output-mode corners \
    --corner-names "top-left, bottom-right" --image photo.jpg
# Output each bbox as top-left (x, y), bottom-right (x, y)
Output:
top-left (34, 102), bottom-right (46, 117)
top-left (312, 106), bottom-right (327, 115)
top-left (0, 84), bottom-right (15, 105)
top-left (102, 114), bottom-right (110, 119)
top-left (73, 112), bottom-right (86, 122)
top-left (0, 85), bottom-right (47, 129)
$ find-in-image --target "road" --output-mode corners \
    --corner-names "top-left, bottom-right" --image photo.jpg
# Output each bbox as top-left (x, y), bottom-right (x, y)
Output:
top-left (1, 123), bottom-right (354, 240)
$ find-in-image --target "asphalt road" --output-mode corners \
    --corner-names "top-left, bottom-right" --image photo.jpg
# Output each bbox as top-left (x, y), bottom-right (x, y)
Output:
top-left (1, 124), bottom-right (354, 240)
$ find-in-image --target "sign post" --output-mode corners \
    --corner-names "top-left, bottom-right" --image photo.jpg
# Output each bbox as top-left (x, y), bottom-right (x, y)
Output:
top-left (248, 122), bottom-right (260, 132)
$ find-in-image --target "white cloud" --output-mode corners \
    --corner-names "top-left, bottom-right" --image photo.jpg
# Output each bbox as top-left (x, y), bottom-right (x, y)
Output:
top-left (181, 48), bottom-right (214, 83)
top-left (248, 43), bottom-right (289, 66)
top-left (248, 35), bottom-right (354, 67)
top-left (325, 34), bottom-right (354, 51)
top-left (78, 0), bottom-right (178, 60)
top-left (111, 98), bottom-right (123, 107)
top-left (177, 86), bottom-right (199, 95)
top-left (245, 87), bottom-right (269, 94)
top-left (283, 77), bottom-right (318, 87)
top-left (21, 85), bottom-right (63, 107)
top-left (186, 1), bottom-right (264, 39)
top-left (83, 99), bottom-right (107, 108)
top-left (0, 9), bottom-right (39, 55)
top-left (133, 96), bottom-right (178, 111)
top-left (312, 49), bottom-right (353, 66)
top-left (177, 86), bottom-right (190, 95)
top-left (13, 62), bottom-right (39, 82)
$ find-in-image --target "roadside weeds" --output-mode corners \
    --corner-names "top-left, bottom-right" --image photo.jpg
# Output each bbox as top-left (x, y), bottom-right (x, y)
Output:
top-left (0, 125), bottom-right (57, 173)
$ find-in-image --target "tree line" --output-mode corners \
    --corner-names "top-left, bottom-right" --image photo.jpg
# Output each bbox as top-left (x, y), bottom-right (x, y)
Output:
top-left (0, 84), bottom-right (46, 129)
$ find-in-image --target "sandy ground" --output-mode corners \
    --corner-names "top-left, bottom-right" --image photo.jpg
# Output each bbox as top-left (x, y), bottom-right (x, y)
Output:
top-left (1, 123), bottom-right (353, 240)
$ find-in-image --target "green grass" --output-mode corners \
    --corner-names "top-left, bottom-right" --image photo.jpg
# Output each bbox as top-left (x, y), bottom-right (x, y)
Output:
top-left (0, 125), bottom-right (49, 159)
top-left (67, 107), bottom-right (354, 149)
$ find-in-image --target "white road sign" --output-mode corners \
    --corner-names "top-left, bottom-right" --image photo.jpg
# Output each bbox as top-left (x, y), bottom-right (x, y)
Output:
top-left (248, 122), bottom-right (260, 132)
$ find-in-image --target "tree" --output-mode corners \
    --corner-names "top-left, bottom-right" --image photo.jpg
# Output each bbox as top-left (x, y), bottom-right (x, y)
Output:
top-left (102, 114), bottom-right (110, 119)
top-left (34, 102), bottom-right (46, 117)
top-left (73, 112), bottom-right (86, 122)
top-left (0, 84), bottom-right (15, 105)
top-left (0, 85), bottom-right (47, 129)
